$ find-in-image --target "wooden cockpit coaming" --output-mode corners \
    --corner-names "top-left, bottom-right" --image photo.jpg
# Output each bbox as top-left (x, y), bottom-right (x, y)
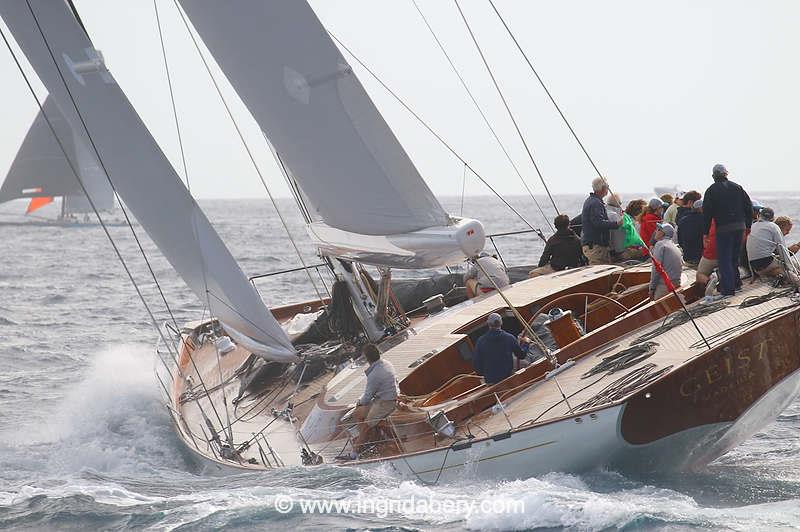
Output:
top-left (398, 269), bottom-right (655, 398)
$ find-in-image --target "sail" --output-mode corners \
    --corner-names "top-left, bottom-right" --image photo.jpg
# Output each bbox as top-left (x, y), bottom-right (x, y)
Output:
top-left (178, 0), bottom-right (450, 236)
top-left (0, 95), bottom-right (115, 214)
top-left (1, 0), bottom-right (296, 362)
top-left (25, 196), bottom-right (52, 213)
top-left (0, 96), bottom-right (81, 204)
top-left (62, 133), bottom-right (115, 214)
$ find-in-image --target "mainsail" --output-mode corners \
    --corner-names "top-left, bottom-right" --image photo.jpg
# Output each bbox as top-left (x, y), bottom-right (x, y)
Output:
top-left (1, 0), bottom-right (296, 362)
top-left (177, 0), bottom-right (453, 238)
top-left (0, 95), bottom-right (114, 214)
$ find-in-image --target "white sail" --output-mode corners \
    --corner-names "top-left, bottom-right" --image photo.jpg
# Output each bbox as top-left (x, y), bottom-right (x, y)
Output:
top-left (177, 0), bottom-right (451, 237)
top-left (1, 0), bottom-right (296, 362)
top-left (0, 96), bottom-right (81, 203)
top-left (0, 95), bottom-right (114, 214)
top-left (61, 132), bottom-right (115, 214)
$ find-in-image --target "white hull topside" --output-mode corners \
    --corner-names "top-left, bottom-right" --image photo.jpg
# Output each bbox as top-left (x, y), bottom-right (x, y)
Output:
top-left (163, 268), bottom-right (800, 483)
top-left (180, 365), bottom-right (800, 482)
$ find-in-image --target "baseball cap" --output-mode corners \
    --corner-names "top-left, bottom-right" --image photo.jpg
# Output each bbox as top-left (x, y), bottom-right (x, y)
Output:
top-left (760, 207), bottom-right (775, 221)
top-left (648, 197), bottom-right (666, 210)
top-left (751, 200), bottom-right (764, 212)
top-left (656, 222), bottom-right (675, 238)
top-left (692, 199), bottom-right (703, 211)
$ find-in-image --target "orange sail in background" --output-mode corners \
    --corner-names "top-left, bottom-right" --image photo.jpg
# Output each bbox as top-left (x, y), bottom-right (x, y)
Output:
top-left (26, 196), bottom-right (53, 214)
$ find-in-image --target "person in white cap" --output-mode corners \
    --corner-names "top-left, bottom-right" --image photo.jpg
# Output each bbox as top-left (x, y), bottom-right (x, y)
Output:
top-left (649, 222), bottom-right (683, 300)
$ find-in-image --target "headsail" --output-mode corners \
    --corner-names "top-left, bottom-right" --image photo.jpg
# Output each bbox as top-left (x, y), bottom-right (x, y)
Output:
top-left (177, 0), bottom-right (451, 237)
top-left (0, 95), bottom-right (114, 214)
top-left (0, 96), bottom-right (81, 204)
top-left (1, 0), bottom-right (296, 362)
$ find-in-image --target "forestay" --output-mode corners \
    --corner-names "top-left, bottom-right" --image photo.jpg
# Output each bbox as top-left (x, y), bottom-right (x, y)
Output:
top-left (178, 0), bottom-right (450, 237)
top-left (1, 0), bottom-right (296, 362)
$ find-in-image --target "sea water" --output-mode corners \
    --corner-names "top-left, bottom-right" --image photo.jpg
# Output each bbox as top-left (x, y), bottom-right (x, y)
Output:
top-left (1, 193), bottom-right (799, 530)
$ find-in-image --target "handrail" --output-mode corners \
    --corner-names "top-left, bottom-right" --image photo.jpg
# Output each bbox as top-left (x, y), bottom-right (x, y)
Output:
top-left (248, 262), bottom-right (329, 281)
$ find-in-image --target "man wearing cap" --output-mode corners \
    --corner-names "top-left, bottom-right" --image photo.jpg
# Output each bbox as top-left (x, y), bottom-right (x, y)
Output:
top-left (677, 195), bottom-right (704, 266)
top-left (649, 223), bottom-right (683, 300)
top-left (580, 177), bottom-right (623, 265)
top-left (702, 164), bottom-right (753, 295)
top-left (746, 207), bottom-right (787, 278)
top-left (472, 313), bottom-right (530, 385)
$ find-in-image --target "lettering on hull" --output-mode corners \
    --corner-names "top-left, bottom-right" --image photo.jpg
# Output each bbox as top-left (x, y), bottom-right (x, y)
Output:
top-left (621, 311), bottom-right (800, 444)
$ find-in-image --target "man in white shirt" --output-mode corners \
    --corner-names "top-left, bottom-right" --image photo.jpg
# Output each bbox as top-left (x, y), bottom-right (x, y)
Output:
top-left (347, 344), bottom-right (398, 458)
top-left (746, 208), bottom-right (786, 278)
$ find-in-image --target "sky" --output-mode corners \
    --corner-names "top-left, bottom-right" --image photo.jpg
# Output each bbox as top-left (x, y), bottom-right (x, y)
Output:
top-left (0, 0), bottom-right (799, 201)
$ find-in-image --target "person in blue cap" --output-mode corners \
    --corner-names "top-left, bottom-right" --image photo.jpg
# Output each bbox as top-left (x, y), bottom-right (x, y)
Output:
top-left (472, 313), bottom-right (530, 384)
top-left (702, 164), bottom-right (753, 296)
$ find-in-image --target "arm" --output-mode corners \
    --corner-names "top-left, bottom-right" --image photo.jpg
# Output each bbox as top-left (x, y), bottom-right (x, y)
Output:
top-left (649, 244), bottom-right (664, 292)
top-left (741, 188), bottom-right (753, 230)
top-left (589, 201), bottom-right (619, 230)
top-left (703, 189), bottom-right (713, 235)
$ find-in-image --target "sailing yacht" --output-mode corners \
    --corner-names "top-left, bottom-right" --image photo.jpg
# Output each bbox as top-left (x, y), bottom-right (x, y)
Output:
top-left (0, 96), bottom-right (115, 223)
top-left (2, 0), bottom-right (799, 483)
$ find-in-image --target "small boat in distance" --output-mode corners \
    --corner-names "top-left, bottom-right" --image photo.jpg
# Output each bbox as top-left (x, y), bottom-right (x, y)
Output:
top-left (0, 96), bottom-right (115, 225)
top-left (654, 185), bottom-right (683, 198)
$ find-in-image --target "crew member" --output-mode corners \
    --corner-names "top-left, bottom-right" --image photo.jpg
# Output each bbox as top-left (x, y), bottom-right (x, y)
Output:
top-left (580, 177), bottom-right (622, 264)
top-left (746, 207), bottom-right (787, 278)
top-left (465, 252), bottom-right (510, 297)
top-left (529, 214), bottom-right (585, 277)
top-left (775, 216), bottom-right (800, 254)
top-left (649, 223), bottom-right (683, 300)
top-left (702, 164), bottom-right (753, 296)
top-left (348, 344), bottom-right (399, 458)
top-left (472, 313), bottom-right (530, 384)
top-left (677, 197), bottom-right (704, 266)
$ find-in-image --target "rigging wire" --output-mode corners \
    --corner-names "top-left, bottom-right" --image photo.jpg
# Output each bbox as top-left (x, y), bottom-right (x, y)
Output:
top-left (488, 0), bottom-right (604, 179)
top-left (453, 0), bottom-right (559, 216)
top-left (327, 31), bottom-right (547, 242)
top-left (154, 0), bottom-right (238, 443)
top-left (18, 0), bottom-right (236, 436)
top-left (21, 0), bottom-right (182, 335)
top-left (411, 0), bottom-right (553, 232)
top-left (8, 2), bottom-right (182, 343)
top-left (170, 0), bottom-right (326, 305)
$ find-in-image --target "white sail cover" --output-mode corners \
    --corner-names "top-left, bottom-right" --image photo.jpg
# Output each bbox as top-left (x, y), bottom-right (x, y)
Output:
top-left (0, 95), bottom-right (114, 213)
top-left (178, 0), bottom-right (450, 236)
top-left (1, 0), bottom-right (296, 362)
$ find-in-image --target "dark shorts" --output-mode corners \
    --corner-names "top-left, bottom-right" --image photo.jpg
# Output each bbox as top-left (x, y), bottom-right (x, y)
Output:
top-left (750, 256), bottom-right (774, 272)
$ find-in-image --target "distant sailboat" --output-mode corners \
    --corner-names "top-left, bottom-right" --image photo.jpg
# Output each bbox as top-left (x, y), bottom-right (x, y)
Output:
top-left (0, 96), bottom-right (114, 223)
top-left (2, 0), bottom-right (800, 483)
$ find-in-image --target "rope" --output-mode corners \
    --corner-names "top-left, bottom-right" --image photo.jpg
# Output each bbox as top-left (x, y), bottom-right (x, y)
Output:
top-left (573, 364), bottom-right (673, 412)
top-left (581, 342), bottom-right (658, 378)
top-left (632, 300), bottom-right (729, 345)
top-left (411, 0), bottom-right (554, 232)
top-left (488, 0), bottom-right (604, 180)
top-left (327, 31), bottom-right (545, 237)
top-left (454, 0), bottom-right (559, 215)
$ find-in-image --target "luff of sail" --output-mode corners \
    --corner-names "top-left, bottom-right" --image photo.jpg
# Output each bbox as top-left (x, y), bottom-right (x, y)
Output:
top-left (178, 0), bottom-right (485, 266)
top-left (1, 0), bottom-right (296, 362)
